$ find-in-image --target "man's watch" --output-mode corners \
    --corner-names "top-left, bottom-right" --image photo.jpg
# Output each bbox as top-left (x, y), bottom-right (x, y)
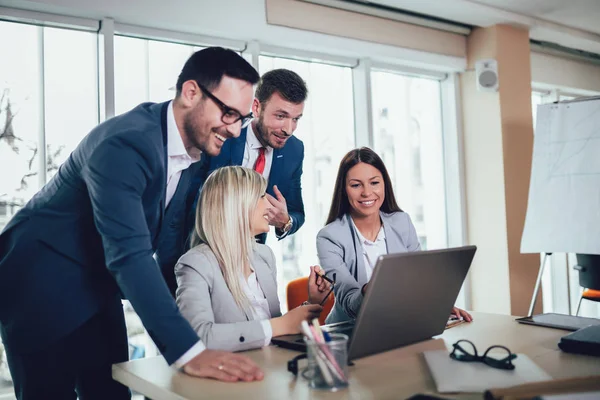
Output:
top-left (282, 216), bottom-right (293, 233)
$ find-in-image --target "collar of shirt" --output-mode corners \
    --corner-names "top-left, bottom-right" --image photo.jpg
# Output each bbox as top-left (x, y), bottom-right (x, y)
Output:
top-left (351, 218), bottom-right (386, 246)
top-left (167, 101), bottom-right (201, 162)
top-left (247, 123), bottom-right (273, 153)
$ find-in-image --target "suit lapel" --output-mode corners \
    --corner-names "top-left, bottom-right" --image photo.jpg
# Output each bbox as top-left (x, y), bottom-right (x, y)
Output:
top-left (231, 127), bottom-right (247, 166)
top-left (381, 212), bottom-right (402, 253)
top-left (268, 148), bottom-right (283, 191)
top-left (345, 215), bottom-right (368, 286)
top-left (153, 102), bottom-right (169, 246)
top-left (251, 251), bottom-right (281, 318)
top-left (164, 163), bottom-right (194, 214)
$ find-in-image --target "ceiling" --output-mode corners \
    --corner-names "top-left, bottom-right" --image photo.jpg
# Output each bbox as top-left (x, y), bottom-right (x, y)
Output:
top-left (473, 0), bottom-right (600, 34)
top-left (360, 0), bottom-right (600, 54)
top-left (3, 0), bottom-right (600, 57)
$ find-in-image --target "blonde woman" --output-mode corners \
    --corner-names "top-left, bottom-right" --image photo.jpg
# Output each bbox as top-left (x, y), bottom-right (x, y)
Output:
top-left (175, 166), bottom-right (328, 352)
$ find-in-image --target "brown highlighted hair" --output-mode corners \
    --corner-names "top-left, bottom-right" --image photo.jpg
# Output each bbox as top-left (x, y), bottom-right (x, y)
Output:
top-left (325, 147), bottom-right (402, 225)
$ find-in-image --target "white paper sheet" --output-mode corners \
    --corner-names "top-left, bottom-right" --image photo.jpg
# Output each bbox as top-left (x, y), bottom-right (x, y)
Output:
top-left (424, 350), bottom-right (552, 393)
top-left (521, 97), bottom-right (600, 254)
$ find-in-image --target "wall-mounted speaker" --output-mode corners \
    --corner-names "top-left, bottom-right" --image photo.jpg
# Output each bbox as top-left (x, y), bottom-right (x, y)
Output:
top-left (475, 59), bottom-right (499, 92)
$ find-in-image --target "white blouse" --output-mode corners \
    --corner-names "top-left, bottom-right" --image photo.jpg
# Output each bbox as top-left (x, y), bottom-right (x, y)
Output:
top-left (240, 270), bottom-right (273, 346)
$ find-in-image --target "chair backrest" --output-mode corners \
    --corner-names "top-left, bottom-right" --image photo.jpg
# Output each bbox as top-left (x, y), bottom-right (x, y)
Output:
top-left (286, 276), bottom-right (334, 325)
top-left (575, 254), bottom-right (600, 290)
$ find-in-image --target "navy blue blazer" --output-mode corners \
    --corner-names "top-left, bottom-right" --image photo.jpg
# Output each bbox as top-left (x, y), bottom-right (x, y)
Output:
top-left (0, 102), bottom-right (199, 364)
top-left (199, 126), bottom-right (305, 243)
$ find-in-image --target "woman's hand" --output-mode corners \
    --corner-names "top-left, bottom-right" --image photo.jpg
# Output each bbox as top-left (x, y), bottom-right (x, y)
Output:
top-left (307, 265), bottom-right (332, 305)
top-left (450, 307), bottom-right (473, 322)
top-left (271, 304), bottom-right (323, 336)
top-left (361, 283), bottom-right (369, 296)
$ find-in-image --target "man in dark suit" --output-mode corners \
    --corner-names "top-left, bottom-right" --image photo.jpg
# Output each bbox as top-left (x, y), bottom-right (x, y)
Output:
top-left (201, 69), bottom-right (307, 244)
top-left (0, 47), bottom-right (264, 400)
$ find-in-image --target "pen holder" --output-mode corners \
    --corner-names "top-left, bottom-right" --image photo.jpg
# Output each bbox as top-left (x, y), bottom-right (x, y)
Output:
top-left (303, 333), bottom-right (349, 391)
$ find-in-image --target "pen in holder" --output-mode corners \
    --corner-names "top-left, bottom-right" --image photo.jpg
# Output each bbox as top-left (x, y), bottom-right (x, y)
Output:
top-left (302, 324), bottom-right (349, 391)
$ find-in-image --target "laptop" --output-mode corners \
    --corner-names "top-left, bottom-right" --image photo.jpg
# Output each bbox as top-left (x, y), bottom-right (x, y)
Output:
top-left (271, 245), bottom-right (477, 361)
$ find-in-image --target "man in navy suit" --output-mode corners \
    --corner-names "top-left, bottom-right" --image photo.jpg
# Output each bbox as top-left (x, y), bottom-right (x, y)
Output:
top-left (0, 47), bottom-right (264, 400)
top-left (202, 69), bottom-right (307, 244)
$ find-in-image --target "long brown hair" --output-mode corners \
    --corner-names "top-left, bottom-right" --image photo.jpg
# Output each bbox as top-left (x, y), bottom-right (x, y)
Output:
top-left (325, 147), bottom-right (402, 225)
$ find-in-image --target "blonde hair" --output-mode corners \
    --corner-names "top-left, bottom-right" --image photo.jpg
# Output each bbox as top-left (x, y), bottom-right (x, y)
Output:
top-left (192, 166), bottom-right (268, 313)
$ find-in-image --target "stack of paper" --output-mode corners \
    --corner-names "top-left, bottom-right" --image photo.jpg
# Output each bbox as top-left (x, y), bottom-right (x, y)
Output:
top-left (424, 350), bottom-right (552, 393)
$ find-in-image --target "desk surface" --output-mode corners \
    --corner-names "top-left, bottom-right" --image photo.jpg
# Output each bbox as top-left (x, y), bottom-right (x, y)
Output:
top-left (112, 312), bottom-right (600, 400)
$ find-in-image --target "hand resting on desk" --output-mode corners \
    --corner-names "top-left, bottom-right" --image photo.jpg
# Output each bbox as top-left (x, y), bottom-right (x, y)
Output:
top-left (451, 307), bottom-right (472, 322)
top-left (183, 349), bottom-right (264, 382)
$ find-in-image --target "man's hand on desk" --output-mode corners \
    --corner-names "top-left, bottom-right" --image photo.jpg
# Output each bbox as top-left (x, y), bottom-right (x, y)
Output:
top-left (183, 349), bottom-right (264, 382)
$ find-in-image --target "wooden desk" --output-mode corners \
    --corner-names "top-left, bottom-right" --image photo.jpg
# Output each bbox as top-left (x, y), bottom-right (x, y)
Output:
top-left (112, 313), bottom-right (600, 399)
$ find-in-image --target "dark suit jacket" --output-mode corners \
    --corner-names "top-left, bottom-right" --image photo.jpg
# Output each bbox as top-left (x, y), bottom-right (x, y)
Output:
top-left (199, 126), bottom-right (305, 243)
top-left (155, 160), bottom-right (205, 297)
top-left (0, 102), bottom-right (199, 365)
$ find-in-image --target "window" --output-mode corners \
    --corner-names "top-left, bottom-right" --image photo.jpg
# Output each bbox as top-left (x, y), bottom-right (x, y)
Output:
top-left (44, 27), bottom-right (99, 180)
top-left (259, 56), bottom-right (355, 310)
top-left (371, 71), bottom-right (447, 250)
top-left (0, 21), bottom-right (42, 234)
top-left (0, 19), bottom-right (100, 392)
top-left (0, 22), bottom-right (99, 231)
top-left (114, 36), bottom-right (200, 115)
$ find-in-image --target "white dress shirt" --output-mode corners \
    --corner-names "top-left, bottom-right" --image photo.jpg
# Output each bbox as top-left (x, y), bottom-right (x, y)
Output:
top-left (165, 101), bottom-right (201, 207)
top-left (240, 270), bottom-right (274, 347)
top-left (163, 101), bottom-right (205, 368)
top-left (351, 218), bottom-right (388, 282)
top-left (242, 123), bottom-right (274, 179)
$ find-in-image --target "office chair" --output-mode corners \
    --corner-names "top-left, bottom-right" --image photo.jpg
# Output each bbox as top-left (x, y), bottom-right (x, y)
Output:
top-left (574, 254), bottom-right (600, 316)
top-left (286, 276), bottom-right (334, 325)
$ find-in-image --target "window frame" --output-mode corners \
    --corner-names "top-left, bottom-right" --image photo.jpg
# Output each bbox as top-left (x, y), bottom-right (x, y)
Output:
top-left (0, 5), bottom-right (470, 312)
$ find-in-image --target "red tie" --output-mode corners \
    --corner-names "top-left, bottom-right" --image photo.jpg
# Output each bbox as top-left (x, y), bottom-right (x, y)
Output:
top-left (254, 147), bottom-right (266, 175)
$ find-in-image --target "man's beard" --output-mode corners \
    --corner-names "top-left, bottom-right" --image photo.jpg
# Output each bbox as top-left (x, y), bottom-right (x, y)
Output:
top-left (182, 106), bottom-right (208, 153)
top-left (254, 116), bottom-right (271, 147)
top-left (255, 115), bottom-right (285, 149)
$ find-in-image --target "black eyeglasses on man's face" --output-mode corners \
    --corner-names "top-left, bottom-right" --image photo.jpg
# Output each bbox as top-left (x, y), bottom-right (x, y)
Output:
top-left (195, 81), bottom-right (253, 129)
top-left (450, 339), bottom-right (517, 370)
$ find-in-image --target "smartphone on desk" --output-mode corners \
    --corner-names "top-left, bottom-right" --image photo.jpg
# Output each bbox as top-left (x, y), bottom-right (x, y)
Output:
top-left (445, 315), bottom-right (465, 329)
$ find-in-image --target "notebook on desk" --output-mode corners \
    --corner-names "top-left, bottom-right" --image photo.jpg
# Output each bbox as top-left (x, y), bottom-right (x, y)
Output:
top-left (558, 324), bottom-right (600, 356)
top-left (424, 350), bottom-right (552, 393)
top-left (515, 313), bottom-right (600, 331)
top-left (271, 246), bottom-right (477, 361)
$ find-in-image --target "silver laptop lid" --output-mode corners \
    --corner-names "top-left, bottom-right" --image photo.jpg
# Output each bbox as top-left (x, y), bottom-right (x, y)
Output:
top-left (348, 245), bottom-right (476, 360)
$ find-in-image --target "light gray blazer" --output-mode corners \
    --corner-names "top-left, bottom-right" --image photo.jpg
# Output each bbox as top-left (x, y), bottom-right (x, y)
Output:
top-left (317, 211), bottom-right (421, 324)
top-left (175, 243), bottom-right (282, 352)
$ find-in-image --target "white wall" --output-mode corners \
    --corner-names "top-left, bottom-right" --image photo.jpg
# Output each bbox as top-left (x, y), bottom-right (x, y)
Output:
top-left (531, 52), bottom-right (600, 93)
